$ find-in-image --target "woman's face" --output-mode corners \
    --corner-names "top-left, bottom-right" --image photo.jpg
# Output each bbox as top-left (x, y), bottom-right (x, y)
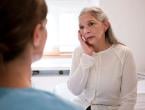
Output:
top-left (79, 12), bottom-right (107, 46)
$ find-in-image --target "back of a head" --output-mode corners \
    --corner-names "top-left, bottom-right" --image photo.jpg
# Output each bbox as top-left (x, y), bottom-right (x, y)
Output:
top-left (0, 0), bottom-right (47, 63)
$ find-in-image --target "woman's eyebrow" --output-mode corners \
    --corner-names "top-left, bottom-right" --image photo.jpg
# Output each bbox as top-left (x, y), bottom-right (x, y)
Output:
top-left (88, 20), bottom-right (96, 22)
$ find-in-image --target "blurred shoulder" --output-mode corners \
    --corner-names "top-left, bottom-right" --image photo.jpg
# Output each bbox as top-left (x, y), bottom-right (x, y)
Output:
top-left (30, 88), bottom-right (83, 110)
top-left (113, 44), bottom-right (133, 55)
top-left (0, 88), bottom-right (82, 110)
top-left (112, 44), bottom-right (134, 62)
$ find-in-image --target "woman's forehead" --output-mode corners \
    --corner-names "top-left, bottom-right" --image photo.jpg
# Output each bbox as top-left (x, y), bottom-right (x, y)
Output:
top-left (79, 13), bottom-right (98, 23)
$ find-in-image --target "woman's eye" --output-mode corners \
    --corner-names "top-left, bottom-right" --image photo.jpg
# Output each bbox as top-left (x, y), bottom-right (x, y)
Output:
top-left (88, 22), bottom-right (95, 26)
top-left (79, 26), bottom-right (84, 29)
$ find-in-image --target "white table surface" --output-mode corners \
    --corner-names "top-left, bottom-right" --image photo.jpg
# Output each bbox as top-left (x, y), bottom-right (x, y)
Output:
top-left (31, 57), bottom-right (72, 70)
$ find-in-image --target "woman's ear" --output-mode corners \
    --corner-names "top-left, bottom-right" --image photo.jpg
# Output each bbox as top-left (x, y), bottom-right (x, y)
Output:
top-left (33, 24), bottom-right (42, 48)
top-left (103, 20), bottom-right (110, 32)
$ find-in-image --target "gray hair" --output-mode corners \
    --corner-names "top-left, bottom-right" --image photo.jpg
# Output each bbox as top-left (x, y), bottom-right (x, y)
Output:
top-left (79, 6), bottom-right (120, 45)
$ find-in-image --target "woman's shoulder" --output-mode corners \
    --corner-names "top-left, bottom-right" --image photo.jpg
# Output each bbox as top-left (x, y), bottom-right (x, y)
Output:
top-left (113, 44), bottom-right (133, 54)
top-left (0, 88), bottom-right (82, 110)
top-left (112, 44), bottom-right (134, 61)
top-left (23, 88), bottom-right (83, 110)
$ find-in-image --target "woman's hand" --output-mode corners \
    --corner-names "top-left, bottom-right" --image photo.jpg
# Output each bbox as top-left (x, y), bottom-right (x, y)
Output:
top-left (78, 30), bottom-right (94, 56)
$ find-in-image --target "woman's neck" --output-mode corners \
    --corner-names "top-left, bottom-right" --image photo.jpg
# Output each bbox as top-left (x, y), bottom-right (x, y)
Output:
top-left (0, 58), bottom-right (32, 88)
top-left (94, 40), bottom-right (111, 53)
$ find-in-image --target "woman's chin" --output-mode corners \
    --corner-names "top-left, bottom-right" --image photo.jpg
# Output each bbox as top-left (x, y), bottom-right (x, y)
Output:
top-left (86, 40), bottom-right (95, 46)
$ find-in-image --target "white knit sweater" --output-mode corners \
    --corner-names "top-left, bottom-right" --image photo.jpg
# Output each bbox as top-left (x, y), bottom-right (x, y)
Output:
top-left (67, 44), bottom-right (137, 110)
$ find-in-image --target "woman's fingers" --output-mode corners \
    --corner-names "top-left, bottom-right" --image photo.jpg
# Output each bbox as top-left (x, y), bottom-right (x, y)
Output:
top-left (78, 30), bottom-right (94, 55)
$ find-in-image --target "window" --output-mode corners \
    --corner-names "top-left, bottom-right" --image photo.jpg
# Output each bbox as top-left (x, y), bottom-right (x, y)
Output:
top-left (44, 0), bottom-right (100, 56)
top-left (44, 12), bottom-right (79, 55)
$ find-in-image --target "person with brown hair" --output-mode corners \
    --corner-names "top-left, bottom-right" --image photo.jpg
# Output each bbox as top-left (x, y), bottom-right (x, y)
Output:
top-left (0, 0), bottom-right (82, 110)
top-left (67, 6), bottom-right (137, 110)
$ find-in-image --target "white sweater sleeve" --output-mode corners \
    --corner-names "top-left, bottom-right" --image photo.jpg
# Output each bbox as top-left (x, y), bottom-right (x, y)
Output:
top-left (119, 49), bottom-right (137, 110)
top-left (67, 48), bottom-right (95, 95)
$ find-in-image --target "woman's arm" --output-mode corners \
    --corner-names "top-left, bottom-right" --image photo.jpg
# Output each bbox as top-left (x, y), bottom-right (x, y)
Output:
top-left (67, 47), bottom-right (95, 95)
top-left (119, 49), bottom-right (137, 110)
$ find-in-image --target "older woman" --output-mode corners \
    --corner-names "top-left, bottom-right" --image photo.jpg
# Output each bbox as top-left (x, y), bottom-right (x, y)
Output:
top-left (67, 6), bottom-right (137, 110)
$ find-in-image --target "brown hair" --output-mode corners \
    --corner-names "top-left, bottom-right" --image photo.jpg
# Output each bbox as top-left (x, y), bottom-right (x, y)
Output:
top-left (79, 6), bottom-right (121, 45)
top-left (0, 0), bottom-right (47, 63)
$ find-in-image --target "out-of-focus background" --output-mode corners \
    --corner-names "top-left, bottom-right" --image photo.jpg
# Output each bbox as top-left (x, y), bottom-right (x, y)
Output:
top-left (31, 0), bottom-right (145, 109)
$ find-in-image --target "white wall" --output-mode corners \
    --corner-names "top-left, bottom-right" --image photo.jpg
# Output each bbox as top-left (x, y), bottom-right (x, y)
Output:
top-left (100, 0), bottom-right (145, 73)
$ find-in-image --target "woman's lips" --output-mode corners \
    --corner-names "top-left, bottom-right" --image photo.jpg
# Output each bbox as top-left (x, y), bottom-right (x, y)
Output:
top-left (85, 36), bottom-right (94, 40)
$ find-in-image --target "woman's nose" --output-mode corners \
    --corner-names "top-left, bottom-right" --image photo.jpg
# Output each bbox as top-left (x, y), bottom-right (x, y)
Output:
top-left (83, 27), bottom-right (91, 34)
